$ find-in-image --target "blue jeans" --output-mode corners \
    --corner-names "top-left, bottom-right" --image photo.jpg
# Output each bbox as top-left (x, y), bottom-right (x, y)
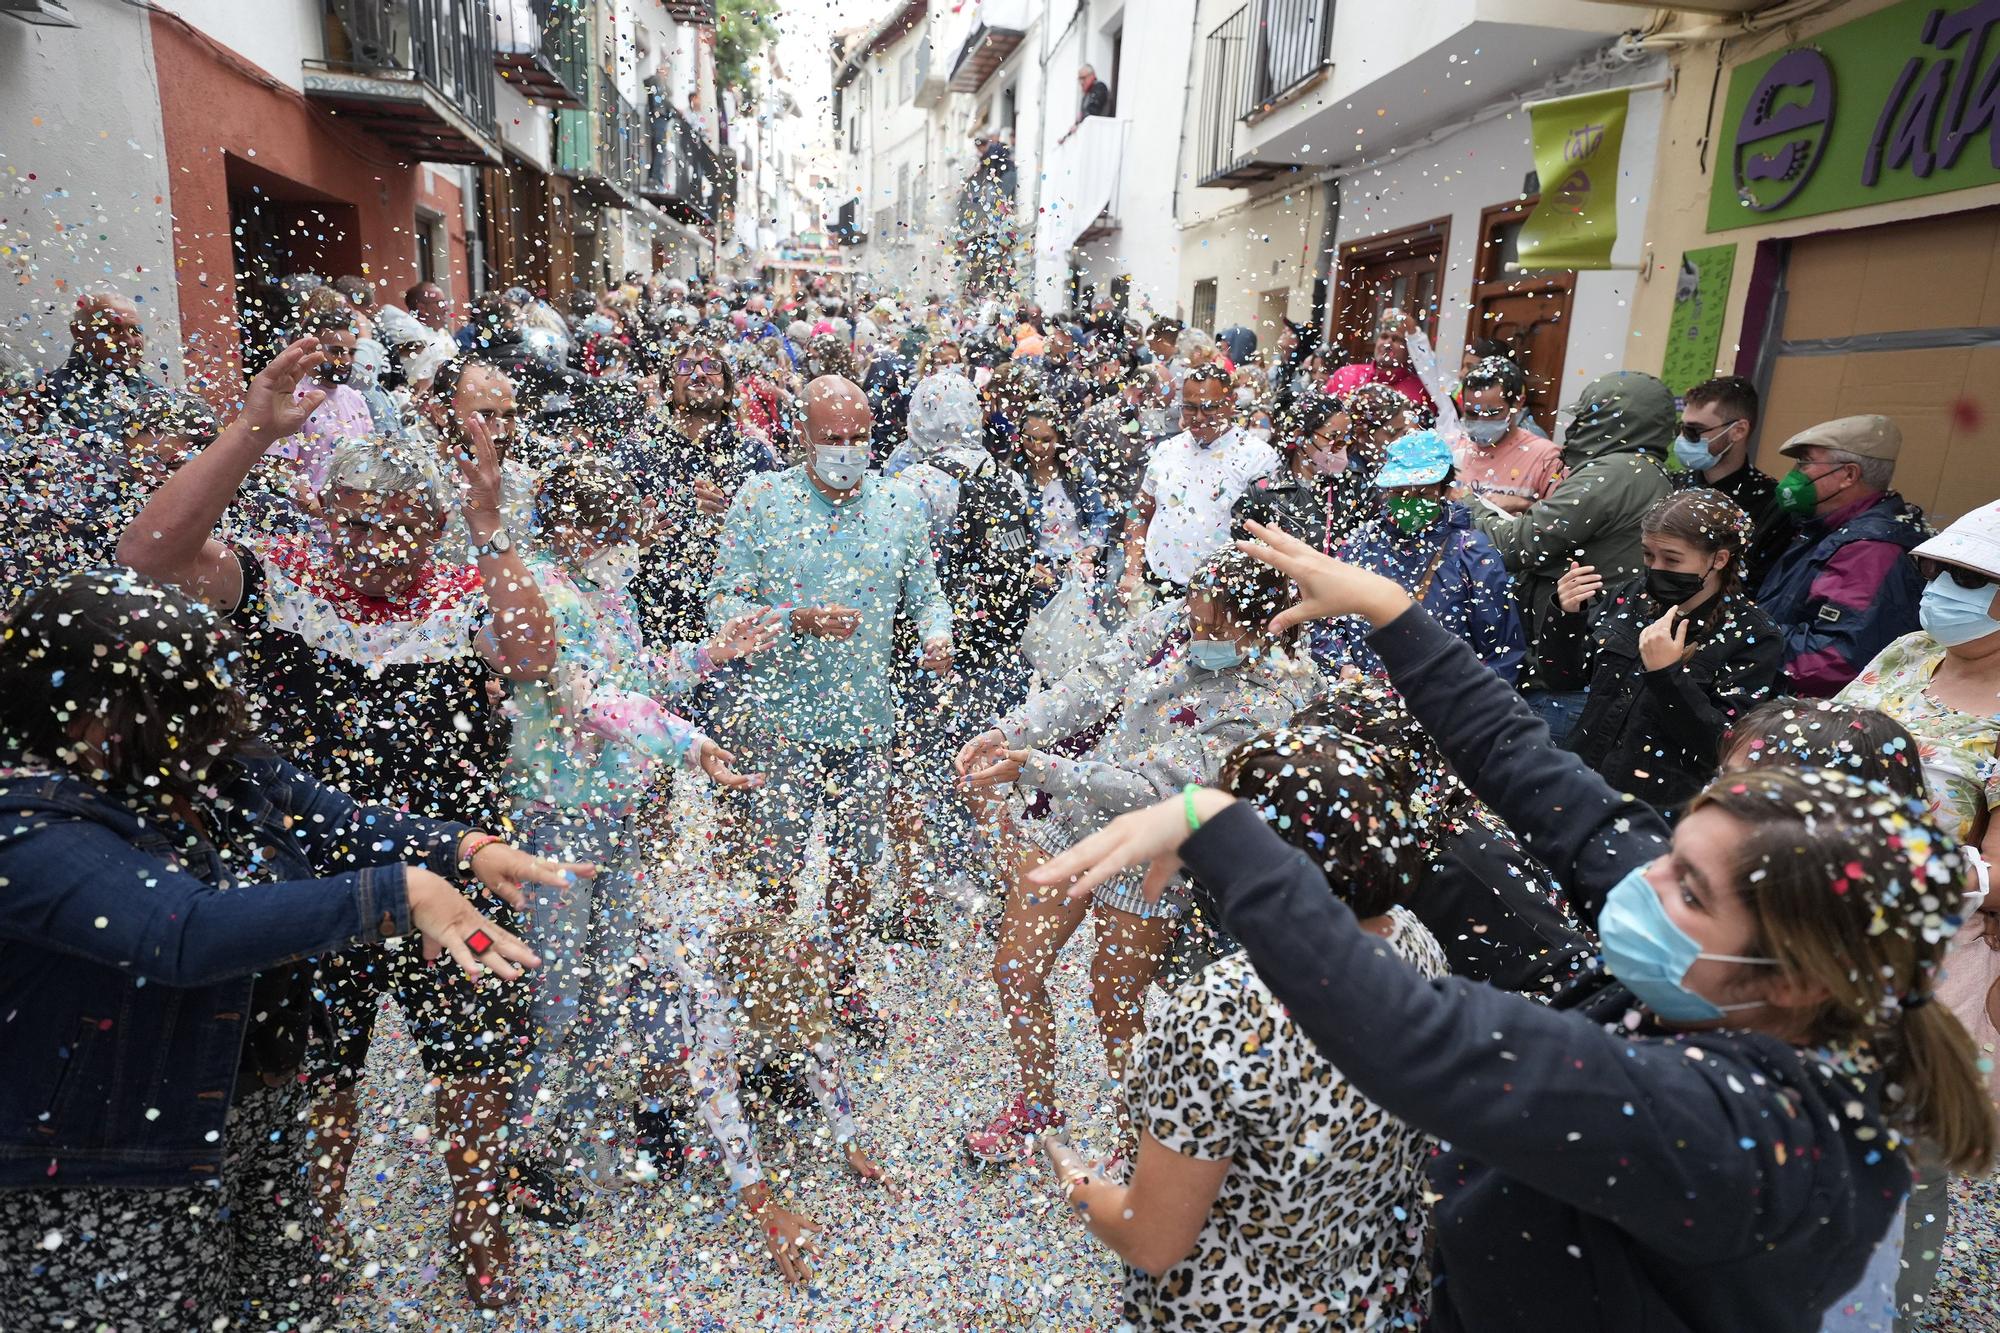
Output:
top-left (507, 805), bottom-right (658, 1145)
top-left (1522, 688), bottom-right (1588, 747)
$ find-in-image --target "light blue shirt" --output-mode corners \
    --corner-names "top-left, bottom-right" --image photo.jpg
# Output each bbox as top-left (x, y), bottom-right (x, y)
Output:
top-left (706, 466), bottom-right (951, 750)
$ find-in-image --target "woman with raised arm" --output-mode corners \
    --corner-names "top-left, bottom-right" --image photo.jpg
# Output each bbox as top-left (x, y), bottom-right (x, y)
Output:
top-left (0, 570), bottom-right (555, 1329)
top-left (116, 336), bottom-right (566, 1307)
top-left (1031, 523), bottom-right (1994, 1333)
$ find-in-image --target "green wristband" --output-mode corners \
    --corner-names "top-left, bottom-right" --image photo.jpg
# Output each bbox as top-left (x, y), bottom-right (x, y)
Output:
top-left (1183, 783), bottom-right (1203, 834)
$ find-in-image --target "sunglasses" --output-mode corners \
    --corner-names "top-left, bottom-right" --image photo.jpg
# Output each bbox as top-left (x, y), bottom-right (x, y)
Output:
top-left (1677, 418), bottom-right (1740, 444)
top-left (1919, 559), bottom-right (1995, 591)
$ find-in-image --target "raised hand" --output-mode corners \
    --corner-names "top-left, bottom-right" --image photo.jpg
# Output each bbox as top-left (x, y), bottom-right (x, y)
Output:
top-left (708, 608), bottom-right (784, 664)
top-left (454, 411), bottom-right (506, 516)
top-left (696, 739), bottom-right (764, 790)
top-left (406, 867), bottom-right (542, 979)
top-left (238, 336), bottom-right (325, 442)
top-left (1028, 788), bottom-right (1236, 905)
top-left (1237, 520), bottom-right (1411, 634)
top-left (1637, 604), bottom-right (1690, 672)
top-left (462, 837), bottom-right (596, 909)
top-left (955, 728), bottom-right (1009, 777)
top-left (1556, 561), bottom-right (1604, 615)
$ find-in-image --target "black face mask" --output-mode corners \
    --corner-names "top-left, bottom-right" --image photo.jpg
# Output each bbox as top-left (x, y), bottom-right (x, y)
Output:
top-left (1645, 566), bottom-right (1709, 607)
top-left (317, 361), bottom-right (352, 386)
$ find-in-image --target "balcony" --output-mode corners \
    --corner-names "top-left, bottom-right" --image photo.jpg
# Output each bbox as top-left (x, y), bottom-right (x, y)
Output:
top-left (662, 0), bottom-right (715, 24)
top-left (1037, 115), bottom-right (1126, 267)
top-left (1195, 5), bottom-right (1300, 188)
top-left (493, 0), bottom-right (587, 109)
top-left (948, 0), bottom-right (1030, 93)
top-left (306, 0), bottom-right (502, 164)
top-left (643, 95), bottom-right (723, 226)
top-left (557, 77), bottom-right (647, 208)
top-left (1234, 0), bottom-right (1636, 173)
top-left (912, 34), bottom-right (947, 108)
top-left (1244, 0), bottom-right (1333, 118)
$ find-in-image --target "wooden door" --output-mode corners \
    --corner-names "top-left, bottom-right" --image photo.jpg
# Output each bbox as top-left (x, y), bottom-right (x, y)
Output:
top-left (1468, 198), bottom-right (1574, 433)
top-left (1332, 217), bottom-right (1448, 366)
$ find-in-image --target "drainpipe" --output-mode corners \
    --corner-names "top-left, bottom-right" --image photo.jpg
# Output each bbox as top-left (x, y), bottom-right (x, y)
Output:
top-left (1166, 0), bottom-right (1202, 249)
top-left (1312, 177), bottom-right (1337, 339)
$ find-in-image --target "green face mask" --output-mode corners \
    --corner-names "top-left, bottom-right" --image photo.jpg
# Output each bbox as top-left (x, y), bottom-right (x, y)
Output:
top-left (1387, 495), bottom-right (1443, 534)
top-left (1775, 466), bottom-right (1825, 519)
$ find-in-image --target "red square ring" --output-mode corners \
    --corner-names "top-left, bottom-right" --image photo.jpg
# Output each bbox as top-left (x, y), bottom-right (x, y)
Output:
top-left (466, 929), bottom-right (494, 955)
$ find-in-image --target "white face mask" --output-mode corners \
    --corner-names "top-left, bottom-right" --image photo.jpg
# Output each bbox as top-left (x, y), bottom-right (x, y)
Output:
top-left (813, 443), bottom-right (868, 491)
top-left (1305, 444), bottom-right (1348, 475)
top-left (577, 541), bottom-right (640, 591)
top-left (1246, 425), bottom-right (1273, 444)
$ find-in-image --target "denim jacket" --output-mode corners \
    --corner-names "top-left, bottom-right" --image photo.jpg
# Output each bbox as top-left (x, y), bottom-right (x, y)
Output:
top-left (0, 749), bottom-right (468, 1190)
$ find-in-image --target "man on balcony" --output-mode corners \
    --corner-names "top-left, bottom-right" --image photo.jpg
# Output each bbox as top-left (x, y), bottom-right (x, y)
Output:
top-left (1061, 64), bottom-right (1113, 143)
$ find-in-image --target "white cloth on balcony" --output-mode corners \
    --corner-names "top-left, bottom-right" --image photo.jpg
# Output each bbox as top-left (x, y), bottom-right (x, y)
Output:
top-left (1036, 116), bottom-right (1123, 264)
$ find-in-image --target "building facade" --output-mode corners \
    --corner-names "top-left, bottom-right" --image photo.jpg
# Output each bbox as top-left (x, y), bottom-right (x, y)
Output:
top-left (1181, 0), bottom-right (1662, 428)
top-left (1622, 0), bottom-right (2000, 526)
top-left (0, 0), bottom-right (732, 387)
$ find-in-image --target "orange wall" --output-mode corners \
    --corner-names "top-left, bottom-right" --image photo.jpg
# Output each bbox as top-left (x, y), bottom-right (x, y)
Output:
top-left (151, 10), bottom-right (422, 395)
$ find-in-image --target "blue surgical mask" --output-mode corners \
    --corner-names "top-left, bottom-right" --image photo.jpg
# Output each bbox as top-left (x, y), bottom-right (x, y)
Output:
top-left (1465, 417), bottom-right (1509, 447)
top-left (1919, 572), bottom-right (2000, 647)
top-left (1597, 866), bottom-right (1776, 1023)
top-left (1673, 435), bottom-right (1720, 472)
top-left (1188, 638), bottom-right (1245, 671)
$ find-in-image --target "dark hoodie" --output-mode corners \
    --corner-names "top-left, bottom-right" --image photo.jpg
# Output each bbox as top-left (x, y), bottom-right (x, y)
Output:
top-left (1475, 372), bottom-right (1674, 683)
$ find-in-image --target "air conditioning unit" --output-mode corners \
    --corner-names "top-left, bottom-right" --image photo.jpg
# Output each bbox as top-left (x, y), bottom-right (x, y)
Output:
top-left (0, 0), bottom-right (80, 26)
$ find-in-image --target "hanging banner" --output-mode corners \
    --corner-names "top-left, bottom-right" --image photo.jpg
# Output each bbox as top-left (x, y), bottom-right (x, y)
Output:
top-left (1661, 244), bottom-right (1738, 397)
top-left (1518, 87), bottom-right (1631, 270)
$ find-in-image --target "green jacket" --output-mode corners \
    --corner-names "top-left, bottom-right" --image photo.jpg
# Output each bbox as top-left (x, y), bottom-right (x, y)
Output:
top-left (1475, 373), bottom-right (1673, 685)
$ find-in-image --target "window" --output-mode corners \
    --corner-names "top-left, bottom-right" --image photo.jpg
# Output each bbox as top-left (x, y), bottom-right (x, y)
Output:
top-left (912, 165), bottom-right (929, 233)
top-left (1332, 217), bottom-right (1449, 367)
top-left (896, 161), bottom-right (911, 231)
top-left (415, 209), bottom-right (441, 284)
top-left (900, 49), bottom-right (917, 100)
top-left (1108, 28), bottom-right (1123, 114)
top-left (1192, 277), bottom-right (1218, 333)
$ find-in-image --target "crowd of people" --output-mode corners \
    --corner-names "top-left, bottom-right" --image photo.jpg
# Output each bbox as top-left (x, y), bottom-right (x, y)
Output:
top-left (1, 268), bottom-right (1996, 1332)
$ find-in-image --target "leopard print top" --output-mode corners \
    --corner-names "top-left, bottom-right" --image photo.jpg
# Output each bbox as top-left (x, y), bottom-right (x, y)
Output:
top-left (1124, 906), bottom-right (1448, 1330)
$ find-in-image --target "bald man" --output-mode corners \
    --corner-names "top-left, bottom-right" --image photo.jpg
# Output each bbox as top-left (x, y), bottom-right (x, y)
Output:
top-left (705, 374), bottom-right (952, 1042)
top-left (31, 293), bottom-right (159, 444)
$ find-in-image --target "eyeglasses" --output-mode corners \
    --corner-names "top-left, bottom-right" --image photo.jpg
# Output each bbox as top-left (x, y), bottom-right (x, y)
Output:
top-left (1678, 418), bottom-right (1741, 444)
top-left (1181, 399), bottom-right (1233, 416)
top-left (1919, 559), bottom-right (1995, 591)
top-left (676, 358), bottom-right (721, 376)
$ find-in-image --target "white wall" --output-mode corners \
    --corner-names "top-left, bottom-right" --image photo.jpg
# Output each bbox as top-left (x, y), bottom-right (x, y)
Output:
top-left (155, 0), bottom-right (320, 88)
top-left (1333, 71), bottom-right (1664, 397)
top-left (1043, 0), bottom-right (1195, 315)
top-left (0, 0), bottom-right (179, 375)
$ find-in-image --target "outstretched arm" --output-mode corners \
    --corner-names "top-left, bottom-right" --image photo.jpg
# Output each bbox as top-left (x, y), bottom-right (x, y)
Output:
top-left (118, 337), bottom-right (325, 611)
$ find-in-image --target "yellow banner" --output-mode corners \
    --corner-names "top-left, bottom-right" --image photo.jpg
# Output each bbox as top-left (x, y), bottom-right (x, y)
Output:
top-left (1519, 87), bottom-right (1630, 270)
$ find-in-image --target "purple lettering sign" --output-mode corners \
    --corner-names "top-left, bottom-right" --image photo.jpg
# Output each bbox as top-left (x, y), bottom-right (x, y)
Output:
top-left (1731, 49), bottom-right (1836, 212)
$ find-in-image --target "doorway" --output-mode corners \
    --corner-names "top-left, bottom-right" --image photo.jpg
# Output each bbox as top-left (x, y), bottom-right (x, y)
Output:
top-left (1468, 198), bottom-right (1575, 433)
top-left (1332, 217), bottom-right (1447, 367)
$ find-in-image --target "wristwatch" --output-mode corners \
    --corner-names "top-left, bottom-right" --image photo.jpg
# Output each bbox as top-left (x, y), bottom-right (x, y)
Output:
top-left (470, 527), bottom-right (514, 560)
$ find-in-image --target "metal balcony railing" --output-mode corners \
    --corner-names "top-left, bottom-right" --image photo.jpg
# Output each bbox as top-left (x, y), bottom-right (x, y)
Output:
top-left (317, 0), bottom-right (499, 142)
top-left (1245, 0), bottom-right (1333, 116)
top-left (1196, 7), bottom-right (1250, 185)
top-left (493, 0), bottom-right (588, 107)
top-left (643, 92), bottom-right (722, 224)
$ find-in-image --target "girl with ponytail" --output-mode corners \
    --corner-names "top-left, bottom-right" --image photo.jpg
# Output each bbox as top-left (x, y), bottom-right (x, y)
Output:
top-left (1035, 530), bottom-right (1995, 1332)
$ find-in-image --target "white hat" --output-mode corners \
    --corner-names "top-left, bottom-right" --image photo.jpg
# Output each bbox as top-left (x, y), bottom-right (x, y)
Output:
top-left (1914, 502), bottom-right (2000, 580)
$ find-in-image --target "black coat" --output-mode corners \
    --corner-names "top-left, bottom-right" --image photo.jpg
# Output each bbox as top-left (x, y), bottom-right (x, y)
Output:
top-left (1187, 607), bottom-right (1908, 1333)
top-left (1540, 578), bottom-right (1782, 811)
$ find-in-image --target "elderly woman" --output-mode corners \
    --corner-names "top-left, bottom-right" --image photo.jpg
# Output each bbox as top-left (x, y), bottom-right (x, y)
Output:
top-left (0, 566), bottom-right (557, 1331)
top-left (117, 337), bottom-right (562, 1308)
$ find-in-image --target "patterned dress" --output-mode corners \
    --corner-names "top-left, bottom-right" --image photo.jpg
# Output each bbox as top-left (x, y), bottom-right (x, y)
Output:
top-left (1123, 907), bottom-right (1448, 1330)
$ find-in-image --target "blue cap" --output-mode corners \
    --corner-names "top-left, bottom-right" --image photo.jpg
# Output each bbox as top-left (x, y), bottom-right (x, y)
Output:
top-left (1374, 429), bottom-right (1456, 489)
